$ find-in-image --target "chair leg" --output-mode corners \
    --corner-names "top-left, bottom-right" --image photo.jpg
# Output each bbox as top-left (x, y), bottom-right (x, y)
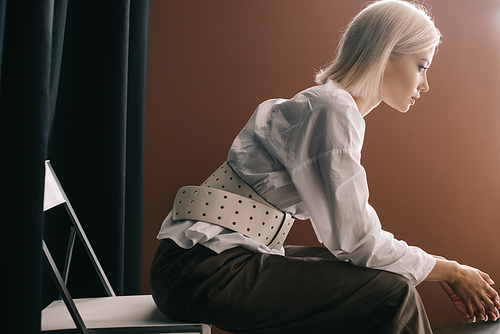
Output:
top-left (43, 239), bottom-right (89, 334)
top-left (62, 226), bottom-right (77, 285)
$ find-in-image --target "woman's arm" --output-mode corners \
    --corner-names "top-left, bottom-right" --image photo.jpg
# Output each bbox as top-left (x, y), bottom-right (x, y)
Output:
top-left (426, 257), bottom-right (500, 322)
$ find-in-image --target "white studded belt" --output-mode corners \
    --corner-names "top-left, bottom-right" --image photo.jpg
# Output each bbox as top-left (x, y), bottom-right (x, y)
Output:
top-left (172, 162), bottom-right (295, 249)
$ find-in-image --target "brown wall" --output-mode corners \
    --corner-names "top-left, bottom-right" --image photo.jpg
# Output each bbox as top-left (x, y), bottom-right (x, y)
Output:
top-left (143, 0), bottom-right (500, 330)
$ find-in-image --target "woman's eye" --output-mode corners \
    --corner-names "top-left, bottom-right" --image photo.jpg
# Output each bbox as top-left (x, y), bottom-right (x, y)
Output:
top-left (418, 66), bottom-right (428, 72)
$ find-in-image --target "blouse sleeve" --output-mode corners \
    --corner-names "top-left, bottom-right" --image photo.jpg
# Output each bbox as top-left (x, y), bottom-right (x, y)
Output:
top-left (289, 151), bottom-right (436, 286)
top-left (255, 87), bottom-right (436, 285)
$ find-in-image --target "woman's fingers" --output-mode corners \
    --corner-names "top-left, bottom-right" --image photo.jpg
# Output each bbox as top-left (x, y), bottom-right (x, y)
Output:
top-left (448, 266), bottom-right (500, 322)
top-left (439, 281), bottom-right (469, 317)
top-left (464, 298), bottom-right (477, 321)
top-left (470, 285), bottom-right (499, 321)
top-left (485, 284), bottom-right (500, 307)
top-left (483, 286), bottom-right (500, 315)
top-left (485, 290), bottom-right (500, 320)
top-left (483, 303), bottom-right (498, 321)
top-left (478, 270), bottom-right (495, 285)
top-left (472, 297), bottom-right (486, 321)
top-left (437, 263), bottom-right (500, 322)
top-left (487, 292), bottom-right (500, 309)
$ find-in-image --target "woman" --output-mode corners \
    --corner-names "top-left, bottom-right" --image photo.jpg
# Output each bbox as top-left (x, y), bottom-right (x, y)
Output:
top-left (150, 0), bottom-right (500, 333)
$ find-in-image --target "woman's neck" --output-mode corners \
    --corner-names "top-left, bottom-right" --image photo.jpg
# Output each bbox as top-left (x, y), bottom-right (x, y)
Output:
top-left (352, 95), bottom-right (381, 117)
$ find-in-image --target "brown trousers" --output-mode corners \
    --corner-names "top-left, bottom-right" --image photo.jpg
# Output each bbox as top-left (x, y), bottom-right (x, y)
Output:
top-left (150, 239), bottom-right (432, 334)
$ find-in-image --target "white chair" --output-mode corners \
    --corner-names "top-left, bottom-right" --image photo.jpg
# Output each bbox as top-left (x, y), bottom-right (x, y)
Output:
top-left (42, 160), bottom-right (211, 334)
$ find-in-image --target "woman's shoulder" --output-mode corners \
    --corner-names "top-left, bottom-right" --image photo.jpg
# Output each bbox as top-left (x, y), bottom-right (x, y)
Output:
top-left (253, 81), bottom-right (363, 137)
top-left (306, 80), bottom-right (356, 109)
top-left (292, 81), bottom-right (362, 126)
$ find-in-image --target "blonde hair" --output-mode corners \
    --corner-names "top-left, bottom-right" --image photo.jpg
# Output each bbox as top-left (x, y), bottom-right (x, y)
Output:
top-left (315, 0), bottom-right (441, 102)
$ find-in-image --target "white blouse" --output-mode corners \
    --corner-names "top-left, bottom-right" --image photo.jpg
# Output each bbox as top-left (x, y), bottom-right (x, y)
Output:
top-left (157, 80), bottom-right (436, 286)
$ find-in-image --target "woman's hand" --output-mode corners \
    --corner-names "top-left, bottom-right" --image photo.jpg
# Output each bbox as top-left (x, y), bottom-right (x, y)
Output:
top-left (447, 265), bottom-right (500, 322)
top-left (427, 258), bottom-right (500, 322)
top-left (438, 281), bottom-right (469, 318)
top-left (439, 280), bottom-right (500, 322)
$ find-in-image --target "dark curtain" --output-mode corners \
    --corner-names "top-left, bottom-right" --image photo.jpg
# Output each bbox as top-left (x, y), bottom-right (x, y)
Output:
top-left (0, 1), bottom-right (151, 333)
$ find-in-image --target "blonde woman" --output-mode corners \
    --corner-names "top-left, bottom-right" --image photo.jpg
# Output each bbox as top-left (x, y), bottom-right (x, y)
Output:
top-left (151, 1), bottom-right (500, 333)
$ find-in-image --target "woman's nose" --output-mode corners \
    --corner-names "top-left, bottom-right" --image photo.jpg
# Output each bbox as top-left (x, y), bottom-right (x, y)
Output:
top-left (419, 73), bottom-right (430, 92)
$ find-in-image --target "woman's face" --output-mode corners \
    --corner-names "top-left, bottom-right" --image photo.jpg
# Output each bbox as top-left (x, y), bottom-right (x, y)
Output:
top-left (380, 48), bottom-right (435, 112)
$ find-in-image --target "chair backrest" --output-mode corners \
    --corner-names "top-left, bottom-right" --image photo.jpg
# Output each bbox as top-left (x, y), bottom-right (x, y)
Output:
top-left (43, 160), bottom-right (115, 334)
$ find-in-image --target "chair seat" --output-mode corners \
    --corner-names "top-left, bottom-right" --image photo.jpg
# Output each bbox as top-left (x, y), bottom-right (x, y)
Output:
top-left (41, 294), bottom-right (211, 333)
